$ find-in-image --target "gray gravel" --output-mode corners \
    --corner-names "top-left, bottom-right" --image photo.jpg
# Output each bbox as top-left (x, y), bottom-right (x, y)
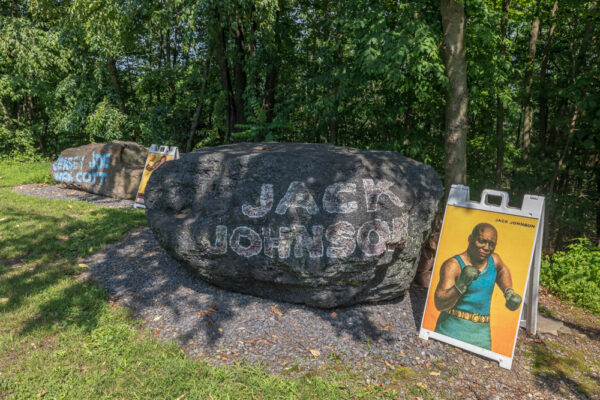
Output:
top-left (13, 184), bottom-right (134, 208)
top-left (80, 227), bottom-right (450, 376)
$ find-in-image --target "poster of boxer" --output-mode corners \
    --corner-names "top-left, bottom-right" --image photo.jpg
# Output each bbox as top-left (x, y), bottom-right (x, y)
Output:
top-left (133, 145), bottom-right (179, 209)
top-left (420, 187), bottom-right (543, 369)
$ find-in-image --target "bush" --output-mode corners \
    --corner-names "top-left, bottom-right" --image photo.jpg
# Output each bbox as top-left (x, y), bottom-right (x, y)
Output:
top-left (85, 99), bottom-right (132, 143)
top-left (0, 125), bottom-right (39, 160)
top-left (541, 238), bottom-right (600, 315)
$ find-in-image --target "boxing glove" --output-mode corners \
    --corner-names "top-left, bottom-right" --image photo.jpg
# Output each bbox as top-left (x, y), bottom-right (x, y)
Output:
top-left (504, 288), bottom-right (522, 311)
top-left (454, 265), bottom-right (480, 295)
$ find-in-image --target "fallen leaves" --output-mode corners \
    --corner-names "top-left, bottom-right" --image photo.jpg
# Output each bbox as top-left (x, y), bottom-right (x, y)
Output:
top-left (309, 349), bottom-right (321, 357)
top-left (378, 322), bottom-right (395, 331)
top-left (37, 388), bottom-right (46, 397)
top-left (270, 306), bottom-right (283, 317)
top-left (196, 306), bottom-right (218, 319)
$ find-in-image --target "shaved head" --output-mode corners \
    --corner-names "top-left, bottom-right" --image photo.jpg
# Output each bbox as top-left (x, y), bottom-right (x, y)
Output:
top-left (470, 223), bottom-right (497, 239)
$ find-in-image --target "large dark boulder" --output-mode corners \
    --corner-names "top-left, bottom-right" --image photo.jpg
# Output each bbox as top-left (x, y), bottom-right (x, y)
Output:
top-left (51, 141), bottom-right (148, 200)
top-left (145, 143), bottom-right (443, 308)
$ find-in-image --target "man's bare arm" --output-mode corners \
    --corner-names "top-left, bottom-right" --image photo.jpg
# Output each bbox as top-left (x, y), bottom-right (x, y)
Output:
top-left (434, 259), bottom-right (462, 311)
top-left (494, 254), bottom-right (513, 292)
top-left (494, 254), bottom-right (522, 310)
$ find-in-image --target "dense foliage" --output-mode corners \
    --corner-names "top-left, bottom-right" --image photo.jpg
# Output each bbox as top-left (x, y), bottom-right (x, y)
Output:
top-left (1, 0), bottom-right (599, 250)
top-left (541, 239), bottom-right (600, 315)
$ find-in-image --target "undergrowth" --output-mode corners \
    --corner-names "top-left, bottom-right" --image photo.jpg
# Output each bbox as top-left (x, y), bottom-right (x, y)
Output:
top-left (541, 239), bottom-right (600, 315)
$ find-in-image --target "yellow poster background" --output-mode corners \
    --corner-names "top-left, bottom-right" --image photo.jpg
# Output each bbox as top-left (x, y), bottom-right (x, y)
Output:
top-left (421, 205), bottom-right (538, 357)
top-left (137, 152), bottom-right (175, 196)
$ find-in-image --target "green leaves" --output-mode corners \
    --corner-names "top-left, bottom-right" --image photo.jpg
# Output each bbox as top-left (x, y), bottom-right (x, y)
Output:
top-left (541, 239), bottom-right (600, 315)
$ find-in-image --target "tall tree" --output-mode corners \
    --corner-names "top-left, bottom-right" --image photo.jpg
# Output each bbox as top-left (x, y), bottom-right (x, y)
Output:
top-left (520, 0), bottom-right (541, 156)
top-left (495, 0), bottom-right (511, 186)
top-left (537, 0), bottom-right (559, 149)
top-left (440, 0), bottom-right (468, 190)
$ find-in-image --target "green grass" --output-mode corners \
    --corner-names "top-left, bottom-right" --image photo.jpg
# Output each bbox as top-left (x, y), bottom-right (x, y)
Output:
top-left (0, 160), bottom-right (407, 399)
top-left (525, 341), bottom-right (600, 399)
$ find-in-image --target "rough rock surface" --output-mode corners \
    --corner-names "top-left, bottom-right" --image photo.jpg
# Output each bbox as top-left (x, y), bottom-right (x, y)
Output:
top-left (50, 141), bottom-right (148, 199)
top-left (145, 142), bottom-right (442, 308)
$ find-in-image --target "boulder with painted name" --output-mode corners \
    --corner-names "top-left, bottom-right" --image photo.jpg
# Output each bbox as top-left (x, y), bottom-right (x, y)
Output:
top-left (145, 142), bottom-right (443, 308)
top-left (50, 141), bottom-right (148, 200)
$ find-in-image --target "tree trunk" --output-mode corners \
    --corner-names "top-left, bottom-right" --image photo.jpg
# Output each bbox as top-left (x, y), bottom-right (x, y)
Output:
top-left (549, 0), bottom-right (597, 195)
top-left (173, 27), bottom-right (178, 67)
top-left (107, 57), bottom-right (126, 114)
top-left (215, 25), bottom-right (236, 139)
top-left (157, 30), bottom-right (164, 103)
top-left (233, 21), bottom-right (247, 127)
top-left (0, 99), bottom-right (9, 121)
top-left (538, 0), bottom-right (559, 147)
top-left (186, 59), bottom-right (210, 152)
top-left (166, 29), bottom-right (171, 69)
top-left (495, 95), bottom-right (505, 186)
top-left (496, 0), bottom-right (510, 186)
top-left (330, 120), bottom-right (338, 146)
top-left (515, 111), bottom-right (522, 148)
top-left (521, 0), bottom-right (541, 157)
top-left (440, 0), bottom-right (469, 190)
top-left (263, 63), bottom-right (277, 124)
top-left (27, 96), bottom-right (45, 154)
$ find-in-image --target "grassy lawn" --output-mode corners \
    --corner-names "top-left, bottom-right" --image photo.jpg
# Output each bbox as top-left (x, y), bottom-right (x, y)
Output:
top-left (0, 161), bottom-right (407, 399)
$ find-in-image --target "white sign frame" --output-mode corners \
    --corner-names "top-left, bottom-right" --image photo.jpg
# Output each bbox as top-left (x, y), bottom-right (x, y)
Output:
top-left (418, 184), bottom-right (544, 369)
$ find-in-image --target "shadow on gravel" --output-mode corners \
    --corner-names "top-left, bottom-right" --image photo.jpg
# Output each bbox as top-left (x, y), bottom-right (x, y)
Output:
top-left (127, 144), bottom-right (442, 352)
top-left (83, 229), bottom-right (435, 355)
top-left (561, 319), bottom-right (600, 341)
top-left (408, 287), bottom-right (428, 330)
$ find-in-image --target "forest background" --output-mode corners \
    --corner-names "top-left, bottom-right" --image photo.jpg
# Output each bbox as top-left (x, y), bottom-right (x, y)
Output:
top-left (1, 0), bottom-right (598, 252)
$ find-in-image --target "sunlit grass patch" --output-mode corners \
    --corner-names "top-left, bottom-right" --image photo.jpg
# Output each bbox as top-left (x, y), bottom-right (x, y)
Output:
top-left (526, 340), bottom-right (600, 399)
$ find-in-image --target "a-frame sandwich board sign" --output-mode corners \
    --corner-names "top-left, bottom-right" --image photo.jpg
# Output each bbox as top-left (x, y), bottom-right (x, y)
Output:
top-left (419, 185), bottom-right (544, 369)
top-left (133, 144), bottom-right (180, 209)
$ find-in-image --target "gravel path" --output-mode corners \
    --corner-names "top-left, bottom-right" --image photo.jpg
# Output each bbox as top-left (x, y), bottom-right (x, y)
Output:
top-left (12, 184), bottom-right (134, 208)
top-left (80, 228), bottom-right (449, 376)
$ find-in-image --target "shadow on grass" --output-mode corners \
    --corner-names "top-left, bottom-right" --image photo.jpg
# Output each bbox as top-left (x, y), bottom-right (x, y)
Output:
top-left (530, 341), bottom-right (599, 399)
top-left (0, 202), bottom-right (145, 337)
top-left (0, 205), bottom-right (144, 268)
